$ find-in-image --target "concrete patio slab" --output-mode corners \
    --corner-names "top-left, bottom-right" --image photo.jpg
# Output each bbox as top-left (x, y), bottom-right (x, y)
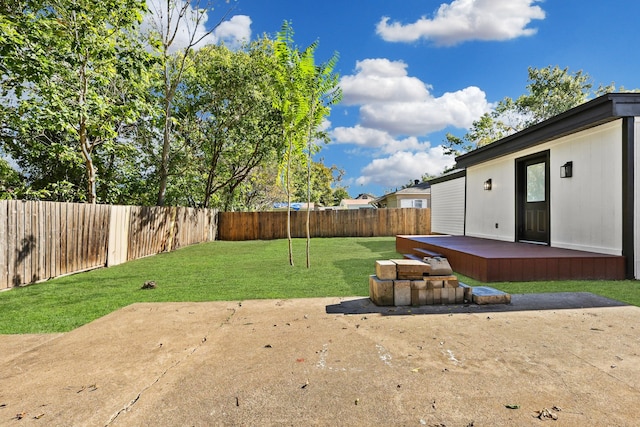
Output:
top-left (1, 295), bottom-right (639, 426)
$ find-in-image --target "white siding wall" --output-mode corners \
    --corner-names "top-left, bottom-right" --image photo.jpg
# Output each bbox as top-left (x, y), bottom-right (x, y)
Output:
top-left (466, 159), bottom-right (516, 241)
top-left (465, 120), bottom-right (623, 254)
top-left (550, 121), bottom-right (622, 254)
top-left (635, 118), bottom-right (640, 278)
top-left (431, 177), bottom-right (466, 235)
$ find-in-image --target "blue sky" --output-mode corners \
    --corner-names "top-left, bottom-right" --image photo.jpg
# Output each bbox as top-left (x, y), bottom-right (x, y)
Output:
top-left (179, 0), bottom-right (640, 197)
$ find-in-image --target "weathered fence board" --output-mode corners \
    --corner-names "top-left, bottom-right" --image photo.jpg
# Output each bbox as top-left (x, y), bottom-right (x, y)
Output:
top-left (217, 208), bottom-right (431, 241)
top-left (0, 201), bottom-right (218, 289)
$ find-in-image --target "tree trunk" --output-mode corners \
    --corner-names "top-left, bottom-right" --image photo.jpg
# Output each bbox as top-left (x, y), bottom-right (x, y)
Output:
top-left (78, 57), bottom-right (96, 204)
top-left (286, 135), bottom-right (294, 266)
top-left (156, 100), bottom-right (171, 206)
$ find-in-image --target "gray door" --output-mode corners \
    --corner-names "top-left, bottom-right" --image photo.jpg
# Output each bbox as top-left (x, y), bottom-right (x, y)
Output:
top-left (516, 153), bottom-right (550, 244)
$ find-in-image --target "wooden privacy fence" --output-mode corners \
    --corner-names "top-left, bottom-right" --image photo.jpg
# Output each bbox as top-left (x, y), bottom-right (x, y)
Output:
top-left (0, 200), bottom-right (218, 289)
top-left (218, 208), bottom-right (431, 241)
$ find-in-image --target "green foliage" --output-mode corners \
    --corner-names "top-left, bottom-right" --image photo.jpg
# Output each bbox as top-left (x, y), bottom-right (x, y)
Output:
top-left (0, 0), bottom-right (153, 203)
top-left (172, 39), bottom-right (285, 209)
top-left (0, 8), bottom-right (341, 210)
top-left (445, 65), bottom-right (623, 156)
top-left (331, 186), bottom-right (351, 206)
top-left (273, 21), bottom-right (342, 266)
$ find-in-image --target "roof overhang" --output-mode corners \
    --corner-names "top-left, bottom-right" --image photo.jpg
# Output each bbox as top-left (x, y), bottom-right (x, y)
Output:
top-left (455, 93), bottom-right (640, 169)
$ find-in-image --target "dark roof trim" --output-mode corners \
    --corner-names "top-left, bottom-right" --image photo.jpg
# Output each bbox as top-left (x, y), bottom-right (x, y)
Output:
top-left (428, 169), bottom-right (466, 185)
top-left (455, 93), bottom-right (640, 168)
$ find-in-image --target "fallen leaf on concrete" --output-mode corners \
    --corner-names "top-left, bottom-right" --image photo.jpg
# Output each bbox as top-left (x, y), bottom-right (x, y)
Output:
top-left (505, 404), bottom-right (520, 409)
top-left (354, 398), bottom-right (359, 405)
top-left (33, 413), bottom-right (45, 419)
top-left (0, 403), bottom-right (6, 408)
top-left (411, 367), bottom-right (421, 372)
top-left (264, 344), bottom-right (272, 348)
top-left (301, 380), bottom-right (309, 389)
top-left (296, 358), bottom-right (305, 363)
top-left (14, 412), bottom-right (26, 420)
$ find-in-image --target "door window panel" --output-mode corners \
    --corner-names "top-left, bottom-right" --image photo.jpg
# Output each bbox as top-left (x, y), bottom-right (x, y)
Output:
top-left (526, 163), bottom-right (545, 202)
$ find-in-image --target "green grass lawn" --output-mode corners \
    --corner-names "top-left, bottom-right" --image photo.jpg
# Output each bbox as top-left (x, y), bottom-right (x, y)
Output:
top-left (1, 236), bottom-right (638, 334)
top-left (0, 237), bottom-right (399, 334)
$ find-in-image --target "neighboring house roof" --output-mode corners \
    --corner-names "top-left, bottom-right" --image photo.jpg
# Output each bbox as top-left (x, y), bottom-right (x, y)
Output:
top-left (455, 93), bottom-right (640, 169)
top-left (393, 181), bottom-right (431, 195)
top-left (354, 193), bottom-right (376, 200)
top-left (374, 181), bottom-right (431, 207)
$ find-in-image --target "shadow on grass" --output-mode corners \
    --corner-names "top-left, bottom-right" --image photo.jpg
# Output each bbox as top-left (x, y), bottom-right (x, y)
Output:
top-left (325, 292), bottom-right (628, 316)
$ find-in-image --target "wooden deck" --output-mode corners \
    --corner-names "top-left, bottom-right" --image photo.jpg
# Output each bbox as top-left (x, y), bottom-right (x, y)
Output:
top-left (397, 235), bottom-right (626, 282)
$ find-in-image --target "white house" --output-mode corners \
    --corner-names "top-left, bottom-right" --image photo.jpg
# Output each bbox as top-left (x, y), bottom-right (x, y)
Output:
top-left (374, 181), bottom-right (431, 209)
top-left (429, 93), bottom-right (640, 279)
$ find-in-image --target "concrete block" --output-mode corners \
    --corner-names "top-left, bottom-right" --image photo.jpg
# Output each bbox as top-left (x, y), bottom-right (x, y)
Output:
top-left (425, 279), bottom-right (443, 289)
top-left (447, 287), bottom-right (457, 304)
top-left (369, 275), bottom-right (394, 306)
top-left (422, 257), bottom-right (453, 275)
top-left (375, 260), bottom-right (397, 280)
top-left (394, 280), bottom-right (411, 306)
top-left (433, 287), bottom-right (442, 304)
top-left (425, 275), bottom-right (458, 289)
top-left (472, 286), bottom-right (511, 305)
top-left (459, 282), bottom-right (473, 302)
top-left (455, 286), bottom-right (464, 304)
top-left (425, 289), bottom-right (434, 305)
top-left (410, 280), bottom-right (426, 305)
top-left (391, 259), bottom-right (431, 280)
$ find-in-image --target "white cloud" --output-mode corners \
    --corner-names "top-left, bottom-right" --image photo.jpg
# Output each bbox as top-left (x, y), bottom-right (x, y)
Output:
top-left (143, 1), bottom-right (251, 52)
top-left (356, 149), bottom-right (455, 187)
top-left (332, 126), bottom-right (432, 155)
top-left (360, 86), bottom-right (490, 135)
top-left (339, 59), bottom-right (490, 136)
top-left (376, 0), bottom-right (545, 46)
top-left (214, 15), bottom-right (252, 48)
top-left (340, 59), bottom-right (429, 105)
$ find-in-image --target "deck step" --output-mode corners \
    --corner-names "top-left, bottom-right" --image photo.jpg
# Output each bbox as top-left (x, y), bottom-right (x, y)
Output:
top-left (403, 253), bottom-right (423, 262)
top-left (413, 247), bottom-right (444, 258)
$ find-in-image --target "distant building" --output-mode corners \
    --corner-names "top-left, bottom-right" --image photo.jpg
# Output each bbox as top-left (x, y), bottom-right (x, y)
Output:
top-left (338, 193), bottom-right (377, 210)
top-left (373, 181), bottom-right (430, 208)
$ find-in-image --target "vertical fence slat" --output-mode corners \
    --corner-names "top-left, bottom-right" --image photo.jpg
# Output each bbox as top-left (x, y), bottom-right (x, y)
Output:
top-left (0, 201), bottom-right (7, 289)
top-left (214, 208), bottom-right (430, 241)
top-left (1, 200), bottom-right (428, 288)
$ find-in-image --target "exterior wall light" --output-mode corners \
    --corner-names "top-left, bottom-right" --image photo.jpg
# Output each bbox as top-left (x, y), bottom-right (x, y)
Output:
top-left (484, 178), bottom-right (492, 191)
top-left (560, 161), bottom-right (573, 178)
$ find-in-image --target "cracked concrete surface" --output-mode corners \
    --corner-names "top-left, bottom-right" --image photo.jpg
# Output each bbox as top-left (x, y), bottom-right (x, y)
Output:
top-left (1, 297), bottom-right (639, 426)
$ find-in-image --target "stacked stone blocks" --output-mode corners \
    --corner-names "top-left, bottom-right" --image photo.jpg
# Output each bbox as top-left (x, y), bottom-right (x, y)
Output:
top-left (370, 258), bottom-right (472, 306)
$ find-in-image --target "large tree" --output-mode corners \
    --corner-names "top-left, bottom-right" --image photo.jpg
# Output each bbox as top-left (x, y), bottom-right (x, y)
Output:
top-left (0, 0), bottom-right (152, 203)
top-left (172, 40), bottom-right (285, 209)
top-left (145, 0), bottom-right (233, 206)
top-left (444, 66), bottom-right (617, 156)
